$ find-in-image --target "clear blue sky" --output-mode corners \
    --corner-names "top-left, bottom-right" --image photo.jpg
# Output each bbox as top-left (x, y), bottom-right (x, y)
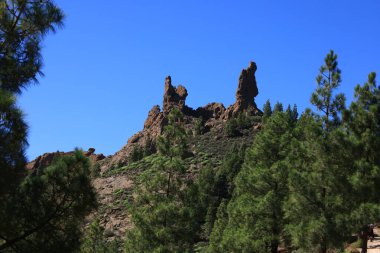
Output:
top-left (19, 1), bottom-right (380, 160)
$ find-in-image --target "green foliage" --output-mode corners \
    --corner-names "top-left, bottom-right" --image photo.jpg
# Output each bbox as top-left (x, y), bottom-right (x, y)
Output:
top-left (79, 219), bottom-right (119, 253)
top-left (0, 89), bottom-right (28, 194)
top-left (205, 52), bottom-right (379, 253)
top-left (207, 200), bottom-right (228, 253)
top-left (125, 108), bottom-right (198, 252)
top-left (311, 50), bottom-right (345, 128)
top-left (156, 108), bottom-right (189, 158)
top-left (143, 138), bottom-right (156, 157)
top-left (225, 112), bottom-right (259, 137)
top-left (0, 0), bottom-right (64, 93)
top-left (343, 72), bottom-right (380, 252)
top-left (284, 51), bottom-right (348, 252)
top-left (273, 102), bottom-right (284, 114)
top-left (225, 117), bottom-right (239, 137)
top-left (130, 145), bottom-right (144, 162)
top-left (0, 150), bottom-right (97, 252)
top-left (0, 2), bottom-right (84, 251)
top-left (129, 140), bottom-right (156, 163)
top-left (345, 73), bottom-right (380, 201)
top-left (262, 99), bottom-right (272, 122)
top-left (214, 112), bottom-right (294, 253)
top-left (286, 104), bottom-right (298, 125)
top-left (194, 116), bottom-right (205, 135)
top-left (285, 113), bottom-right (351, 253)
top-left (285, 55), bottom-right (378, 253)
top-left (196, 144), bottom-right (246, 241)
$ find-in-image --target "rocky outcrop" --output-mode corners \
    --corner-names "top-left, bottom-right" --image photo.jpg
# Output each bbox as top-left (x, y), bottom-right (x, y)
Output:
top-left (223, 61), bottom-right (261, 119)
top-left (26, 148), bottom-right (105, 171)
top-left (196, 103), bottom-right (226, 120)
top-left (163, 76), bottom-right (188, 113)
top-left (26, 152), bottom-right (62, 171)
top-left (108, 61), bottom-right (261, 167)
top-left (143, 105), bottom-right (167, 137)
top-left (235, 61), bottom-right (258, 111)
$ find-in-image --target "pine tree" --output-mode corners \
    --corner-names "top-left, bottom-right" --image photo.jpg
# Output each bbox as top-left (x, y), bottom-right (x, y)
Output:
top-left (0, 150), bottom-right (97, 252)
top-left (0, 0), bottom-right (63, 197)
top-left (285, 51), bottom-right (349, 253)
top-left (0, 0), bottom-right (64, 202)
top-left (0, 89), bottom-right (28, 195)
top-left (311, 50), bottom-right (345, 129)
top-left (343, 72), bottom-right (380, 253)
top-left (286, 104), bottom-right (298, 125)
top-left (0, 0), bottom-right (64, 93)
top-left (273, 102), bottom-right (283, 114)
top-left (196, 144), bottom-right (246, 241)
top-left (285, 112), bottom-right (351, 253)
top-left (206, 200), bottom-right (228, 253)
top-left (263, 100), bottom-right (272, 121)
top-left (79, 219), bottom-right (119, 253)
top-left (215, 112), bottom-right (294, 253)
top-left (0, 3), bottom-right (97, 251)
top-left (125, 108), bottom-right (198, 253)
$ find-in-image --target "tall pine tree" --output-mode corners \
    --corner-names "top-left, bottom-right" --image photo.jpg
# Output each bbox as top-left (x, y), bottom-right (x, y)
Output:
top-left (211, 112), bottom-right (294, 253)
top-left (285, 51), bottom-right (349, 253)
top-left (125, 108), bottom-right (198, 253)
top-left (0, 2), bottom-right (97, 252)
top-left (343, 72), bottom-right (380, 253)
top-left (311, 50), bottom-right (345, 129)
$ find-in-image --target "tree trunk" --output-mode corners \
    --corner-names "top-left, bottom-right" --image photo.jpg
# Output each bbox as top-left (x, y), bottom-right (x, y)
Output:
top-left (361, 233), bottom-right (368, 253)
top-left (270, 240), bottom-right (278, 253)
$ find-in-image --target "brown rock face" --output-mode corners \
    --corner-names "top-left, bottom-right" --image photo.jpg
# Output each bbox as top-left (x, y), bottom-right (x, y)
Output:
top-left (144, 105), bottom-right (162, 129)
top-left (234, 61), bottom-right (258, 112)
top-left (223, 61), bottom-right (261, 118)
top-left (163, 76), bottom-right (188, 113)
top-left (26, 152), bottom-right (61, 171)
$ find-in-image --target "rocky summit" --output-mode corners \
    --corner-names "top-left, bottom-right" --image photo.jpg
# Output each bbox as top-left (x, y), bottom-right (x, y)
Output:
top-left (106, 61), bottom-right (262, 168)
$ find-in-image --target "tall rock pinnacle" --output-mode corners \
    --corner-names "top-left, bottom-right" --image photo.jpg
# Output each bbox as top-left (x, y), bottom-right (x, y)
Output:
top-left (234, 61), bottom-right (258, 112)
top-left (223, 61), bottom-right (261, 119)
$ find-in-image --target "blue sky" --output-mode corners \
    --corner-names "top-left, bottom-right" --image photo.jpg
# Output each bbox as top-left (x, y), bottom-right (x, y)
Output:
top-left (19, 1), bottom-right (380, 160)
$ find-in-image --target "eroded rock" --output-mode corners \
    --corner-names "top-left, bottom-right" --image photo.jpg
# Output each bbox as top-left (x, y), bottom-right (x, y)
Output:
top-left (163, 76), bottom-right (188, 113)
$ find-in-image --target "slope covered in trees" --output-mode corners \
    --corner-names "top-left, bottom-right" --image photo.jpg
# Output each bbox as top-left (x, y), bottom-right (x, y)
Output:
top-left (77, 50), bottom-right (379, 253)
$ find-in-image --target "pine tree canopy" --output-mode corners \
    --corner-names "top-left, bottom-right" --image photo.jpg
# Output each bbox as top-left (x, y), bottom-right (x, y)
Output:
top-left (0, 0), bottom-right (64, 93)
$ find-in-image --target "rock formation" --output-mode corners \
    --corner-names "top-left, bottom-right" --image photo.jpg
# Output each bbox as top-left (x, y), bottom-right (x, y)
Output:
top-left (223, 61), bottom-right (261, 119)
top-left (106, 61), bottom-right (261, 167)
top-left (235, 61), bottom-right (258, 110)
top-left (163, 76), bottom-right (188, 113)
top-left (26, 61), bottom-right (265, 242)
top-left (196, 103), bottom-right (226, 120)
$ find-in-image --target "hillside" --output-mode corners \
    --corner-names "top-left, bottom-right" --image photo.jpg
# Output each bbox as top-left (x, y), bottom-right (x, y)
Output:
top-left (27, 61), bottom-right (263, 242)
